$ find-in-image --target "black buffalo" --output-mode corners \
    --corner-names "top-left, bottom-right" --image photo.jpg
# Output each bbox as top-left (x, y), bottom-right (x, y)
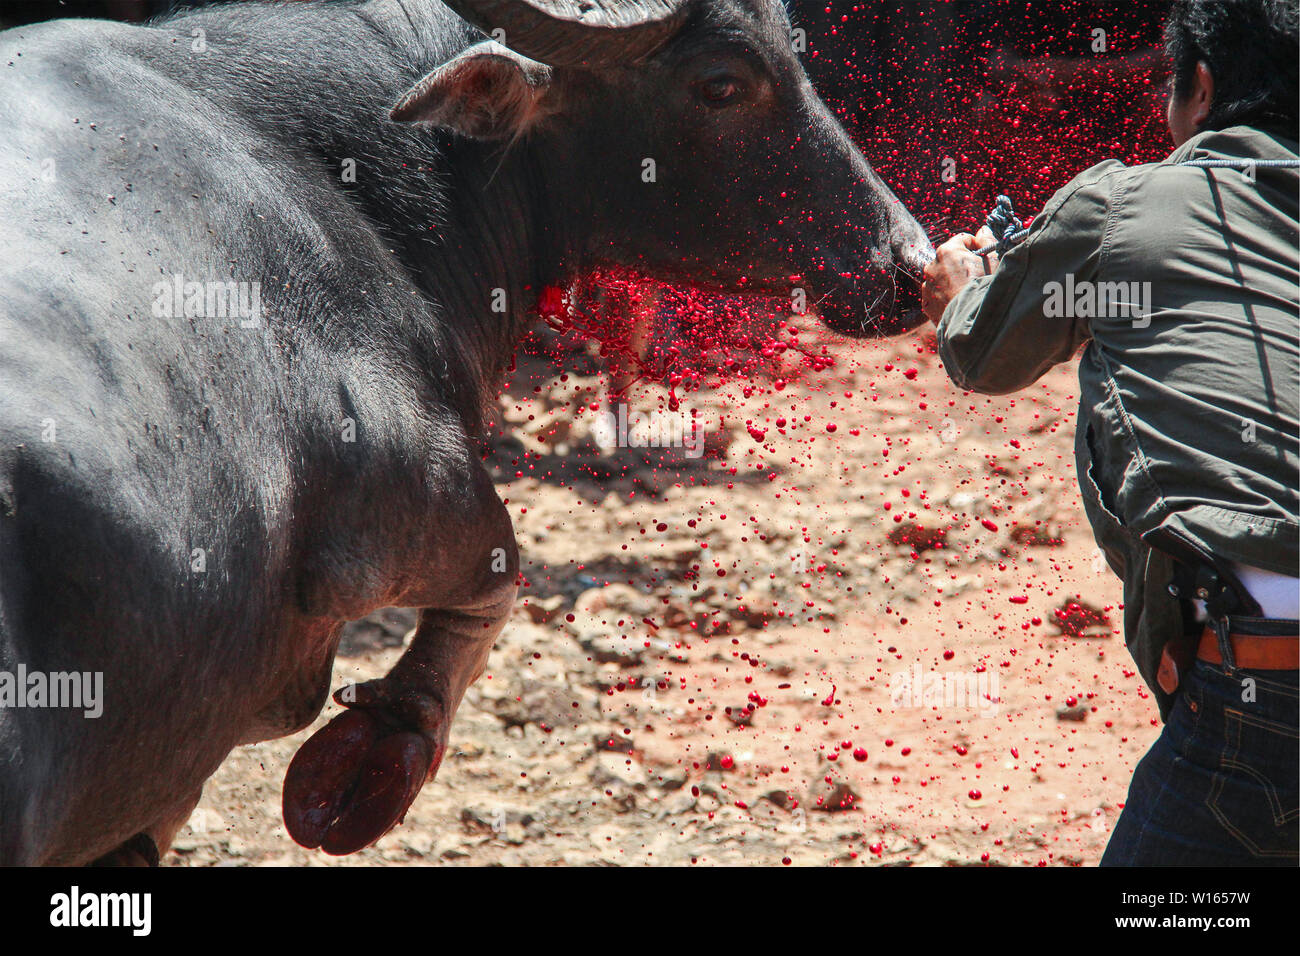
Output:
top-left (0, 0), bottom-right (929, 864)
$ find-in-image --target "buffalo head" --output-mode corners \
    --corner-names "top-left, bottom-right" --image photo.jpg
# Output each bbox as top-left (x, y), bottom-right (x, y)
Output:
top-left (392, 0), bottom-right (933, 337)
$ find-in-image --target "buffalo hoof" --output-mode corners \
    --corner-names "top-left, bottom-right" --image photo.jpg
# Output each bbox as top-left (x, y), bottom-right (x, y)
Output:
top-left (282, 708), bottom-right (439, 855)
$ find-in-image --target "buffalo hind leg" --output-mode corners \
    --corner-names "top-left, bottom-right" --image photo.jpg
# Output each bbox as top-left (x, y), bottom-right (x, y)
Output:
top-left (282, 520), bottom-right (518, 855)
top-left (282, 593), bottom-right (514, 854)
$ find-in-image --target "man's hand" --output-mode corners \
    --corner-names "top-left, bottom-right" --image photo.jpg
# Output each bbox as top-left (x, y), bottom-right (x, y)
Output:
top-left (921, 227), bottom-right (999, 325)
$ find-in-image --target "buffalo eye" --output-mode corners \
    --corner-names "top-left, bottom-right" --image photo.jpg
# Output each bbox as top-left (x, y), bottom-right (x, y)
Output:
top-left (696, 76), bottom-right (744, 107)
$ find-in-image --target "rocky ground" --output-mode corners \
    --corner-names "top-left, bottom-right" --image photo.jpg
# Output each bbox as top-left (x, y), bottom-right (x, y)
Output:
top-left (169, 322), bottom-right (1160, 867)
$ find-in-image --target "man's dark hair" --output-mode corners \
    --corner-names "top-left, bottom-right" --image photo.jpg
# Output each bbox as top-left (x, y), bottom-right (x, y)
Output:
top-left (1165, 0), bottom-right (1299, 135)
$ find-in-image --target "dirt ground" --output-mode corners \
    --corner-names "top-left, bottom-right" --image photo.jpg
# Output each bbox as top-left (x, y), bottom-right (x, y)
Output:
top-left (168, 322), bottom-right (1161, 867)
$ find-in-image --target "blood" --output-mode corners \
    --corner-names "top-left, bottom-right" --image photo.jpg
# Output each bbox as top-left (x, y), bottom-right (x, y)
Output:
top-left (528, 267), bottom-right (834, 405)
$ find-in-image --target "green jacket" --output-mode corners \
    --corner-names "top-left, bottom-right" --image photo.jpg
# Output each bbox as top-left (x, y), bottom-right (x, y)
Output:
top-left (936, 126), bottom-right (1299, 718)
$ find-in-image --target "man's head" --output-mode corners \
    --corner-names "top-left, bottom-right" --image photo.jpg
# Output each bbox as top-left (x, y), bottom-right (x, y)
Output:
top-left (1164, 0), bottom-right (1299, 145)
top-left (392, 0), bottom-right (933, 337)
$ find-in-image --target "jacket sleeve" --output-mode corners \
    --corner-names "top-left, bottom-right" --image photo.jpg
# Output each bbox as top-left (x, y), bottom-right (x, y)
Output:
top-left (936, 164), bottom-right (1122, 395)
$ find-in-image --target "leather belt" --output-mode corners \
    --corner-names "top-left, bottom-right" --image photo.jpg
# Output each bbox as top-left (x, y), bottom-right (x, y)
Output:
top-left (1196, 626), bottom-right (1300, 670)
top-left (1159, 626), bottom-right (1299, 694)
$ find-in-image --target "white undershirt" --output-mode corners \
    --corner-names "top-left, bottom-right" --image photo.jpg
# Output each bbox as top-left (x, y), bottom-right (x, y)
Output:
top-left (1234, 563), bottom-right (1300, 618)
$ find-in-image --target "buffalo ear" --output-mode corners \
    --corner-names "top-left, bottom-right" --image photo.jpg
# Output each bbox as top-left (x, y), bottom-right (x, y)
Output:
top-left (390, 42), bottom-right (555, 139)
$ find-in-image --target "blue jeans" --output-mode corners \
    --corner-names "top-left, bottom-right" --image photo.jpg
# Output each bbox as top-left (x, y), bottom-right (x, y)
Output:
top-left (1101, 660), bottom-right (1299, 866)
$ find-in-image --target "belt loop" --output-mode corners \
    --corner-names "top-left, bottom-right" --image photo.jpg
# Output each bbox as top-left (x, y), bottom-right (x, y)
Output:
top-left (1214, 615), bottom-right (1236, 672)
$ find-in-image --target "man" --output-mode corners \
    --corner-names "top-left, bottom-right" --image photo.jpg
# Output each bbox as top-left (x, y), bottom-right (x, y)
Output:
top-left (921, 0), bottom-right (1298, 866)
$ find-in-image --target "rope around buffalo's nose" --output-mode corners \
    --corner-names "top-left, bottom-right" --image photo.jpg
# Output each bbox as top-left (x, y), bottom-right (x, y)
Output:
top-left (973, 157), bottom-right (1300, 257)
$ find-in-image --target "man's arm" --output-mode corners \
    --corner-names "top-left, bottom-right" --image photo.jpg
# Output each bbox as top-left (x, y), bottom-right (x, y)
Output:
top-left (922, 168), bottom-right (1120, 395)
